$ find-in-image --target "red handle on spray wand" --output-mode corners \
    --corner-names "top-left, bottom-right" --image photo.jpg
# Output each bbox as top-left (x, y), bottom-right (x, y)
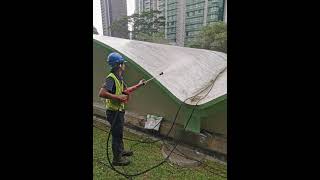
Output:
top-left (122, 72), bottom-right (164, 103)
top-left (121, 83), bottom-right (144, 103)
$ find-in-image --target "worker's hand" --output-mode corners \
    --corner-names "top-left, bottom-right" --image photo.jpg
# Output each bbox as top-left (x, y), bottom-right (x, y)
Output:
top-left (139, 79), bottom-right (146, 86)
top-left (117, 94), bottom-right (128, 102)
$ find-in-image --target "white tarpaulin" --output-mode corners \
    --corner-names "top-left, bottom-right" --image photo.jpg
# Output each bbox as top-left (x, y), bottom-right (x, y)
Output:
top-left (93, 35), bottom-right (227, 105)
top-left (144, 114), bottom-right (163, 131)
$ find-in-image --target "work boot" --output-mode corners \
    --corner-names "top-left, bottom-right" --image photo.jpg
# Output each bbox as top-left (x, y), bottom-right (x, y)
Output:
top-left (112, 156), bottom-right (130, 166)
top-left (122, 150), bottom-right (133, 156)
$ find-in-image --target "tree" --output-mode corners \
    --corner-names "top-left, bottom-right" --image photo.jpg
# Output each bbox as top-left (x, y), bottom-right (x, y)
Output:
top-left (187, 22), bottom-right (227, 53)
top-left (110, 10), bottom-right (168, 44)
top-left (93, 26), bottom-right (98, 35)
top-left (134, 32), bottom-right (169, 44)
top-left (109, 16), bottom-right (129, 38)
top-left (130, 10), bottom-right (165, 37)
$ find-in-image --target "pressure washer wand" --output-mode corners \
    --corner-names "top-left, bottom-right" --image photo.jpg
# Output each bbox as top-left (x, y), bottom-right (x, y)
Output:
top-left (144, 72), bottom-right (164, 85)
top-left (122, 72), bottom-right (164, 102)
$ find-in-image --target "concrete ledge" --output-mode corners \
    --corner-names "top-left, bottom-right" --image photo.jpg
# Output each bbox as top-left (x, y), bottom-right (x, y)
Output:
top-left (93, 104), bottom-right (227, 162)
top-left (161, 144), bottom-right (205, 167)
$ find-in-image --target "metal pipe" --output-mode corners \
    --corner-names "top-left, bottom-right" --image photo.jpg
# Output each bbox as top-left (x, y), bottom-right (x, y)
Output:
top-left (144, 72), bottom-right (164, 84)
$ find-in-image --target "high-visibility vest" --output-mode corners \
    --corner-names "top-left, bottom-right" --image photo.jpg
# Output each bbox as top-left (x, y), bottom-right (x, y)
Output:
top-left (105, 73), bottom-right (125, 111)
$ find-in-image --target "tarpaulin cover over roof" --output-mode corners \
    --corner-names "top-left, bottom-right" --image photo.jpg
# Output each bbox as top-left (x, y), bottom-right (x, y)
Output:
top-left (93, 35), bottom-right (227, 106)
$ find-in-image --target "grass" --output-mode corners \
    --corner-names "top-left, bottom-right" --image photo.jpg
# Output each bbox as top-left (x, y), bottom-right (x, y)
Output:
top-left (93, 125), bottom-right (227, 180)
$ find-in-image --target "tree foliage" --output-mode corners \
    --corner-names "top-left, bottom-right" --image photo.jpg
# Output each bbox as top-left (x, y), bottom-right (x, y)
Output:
top-left (110, 10), bottom-right (168, 44)
top-left (109, 16), bottom-right (129, 38)
top-left (187, 22), bottom-right (227, 53)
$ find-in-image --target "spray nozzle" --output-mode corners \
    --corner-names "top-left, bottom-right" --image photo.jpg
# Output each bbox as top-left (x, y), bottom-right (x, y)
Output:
top-left (144, 72), bottom-right (164, 85)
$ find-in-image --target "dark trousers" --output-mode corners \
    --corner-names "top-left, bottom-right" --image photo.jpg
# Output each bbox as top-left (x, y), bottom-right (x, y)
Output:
top-left (106, 110), bottom-right (125, 160)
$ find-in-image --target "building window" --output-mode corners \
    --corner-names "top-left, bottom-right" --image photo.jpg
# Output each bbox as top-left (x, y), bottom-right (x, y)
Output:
top-left (212, 7), bottom-right (218, 12)
top-left (210, 14), bottom-right (218, 20)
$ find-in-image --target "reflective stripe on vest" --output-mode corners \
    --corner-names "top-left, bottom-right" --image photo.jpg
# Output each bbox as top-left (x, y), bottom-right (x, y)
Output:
top-left (105, 73), bottom-right (125, 111)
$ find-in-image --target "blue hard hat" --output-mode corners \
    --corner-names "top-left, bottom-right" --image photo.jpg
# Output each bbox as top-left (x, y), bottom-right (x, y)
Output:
top-left (107, 52), bottom-right (125, 68)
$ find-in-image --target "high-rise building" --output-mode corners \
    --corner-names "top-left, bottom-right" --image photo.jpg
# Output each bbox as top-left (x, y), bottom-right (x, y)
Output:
top-left (135, 0), bottom-right (226, 46)
top-left (100, 0), bottom-right (128, 38)
top-left (165, 0), bottom-right (226, 46)
top-left (135, 0), bottom-right (140, 14)
top-left (135, 0), bottom-right (165, 15)
top-left (134, 0), bottom-right (166, 36)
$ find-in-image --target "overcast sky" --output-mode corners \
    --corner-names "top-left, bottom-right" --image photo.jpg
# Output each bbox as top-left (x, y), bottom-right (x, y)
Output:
top-left (93, 0), bottom-right (135, 35)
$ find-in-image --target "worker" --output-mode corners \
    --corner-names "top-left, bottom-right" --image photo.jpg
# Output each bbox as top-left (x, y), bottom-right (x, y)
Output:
top-left (99, 52), bottom-right (145, 166)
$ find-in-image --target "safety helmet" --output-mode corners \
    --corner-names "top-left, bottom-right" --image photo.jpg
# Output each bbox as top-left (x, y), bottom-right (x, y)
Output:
top-left (107, 52), bottom-right (125, 68)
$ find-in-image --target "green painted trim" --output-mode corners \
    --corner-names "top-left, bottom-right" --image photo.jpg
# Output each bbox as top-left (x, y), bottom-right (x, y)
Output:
top-left (198, 94), bottom-right (227, 110)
